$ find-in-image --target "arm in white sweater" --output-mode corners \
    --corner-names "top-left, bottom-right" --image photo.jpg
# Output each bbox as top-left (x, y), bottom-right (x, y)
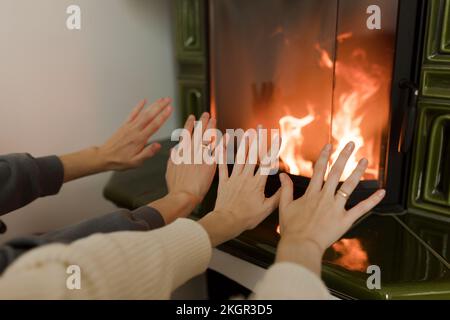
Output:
top-left (0, 219), bottom-right (211, 299)
top-left (252, 263), bottom-right (332, 300)
top-left (0, 218), bottom-right (330, 300)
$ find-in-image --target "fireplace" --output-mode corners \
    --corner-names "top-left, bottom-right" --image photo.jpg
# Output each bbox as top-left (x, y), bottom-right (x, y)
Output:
top-left (207, 0), bottom-right (424, 212)
top-left (103, 0), bottom-right (450, 299)
top-left (173, 0), bottom-right (429, 275)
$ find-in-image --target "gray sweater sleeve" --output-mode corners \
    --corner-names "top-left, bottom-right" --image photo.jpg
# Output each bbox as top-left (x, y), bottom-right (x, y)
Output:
top-left (0, 154), bottom-right (64, 216)
top-left (0, 206), bottom-right (165, 274)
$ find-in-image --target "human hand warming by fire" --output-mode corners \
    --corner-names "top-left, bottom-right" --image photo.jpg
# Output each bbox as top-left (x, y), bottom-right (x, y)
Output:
top-left (97, 98), bottom-right (173, 171)
top-left (276, 142), bottom-right (386, 276)
top-left (199, 134), bottom-right (281, 247)
top-left (166, 112), bottom-right (217, 207)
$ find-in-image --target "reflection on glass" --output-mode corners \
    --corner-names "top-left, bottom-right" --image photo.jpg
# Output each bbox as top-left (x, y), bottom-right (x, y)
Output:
top-left (330, 238), bottom-right (369, 272)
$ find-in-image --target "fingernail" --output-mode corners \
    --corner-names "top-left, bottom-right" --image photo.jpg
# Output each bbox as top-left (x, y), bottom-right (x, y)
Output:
top-left (378, 189), bottom-right (386, 198)
top-left (346, 142), bottom-right (355, 151)
top-left (361, 158), bottom-right (368, 166)
top-left (325, 144), bottom-right (332, 152)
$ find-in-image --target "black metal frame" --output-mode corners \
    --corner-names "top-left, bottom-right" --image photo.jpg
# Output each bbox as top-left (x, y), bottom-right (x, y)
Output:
top-left (206, 0), bottom-right (427, 213)
top-left (380, 0), bottom-right (426, 212)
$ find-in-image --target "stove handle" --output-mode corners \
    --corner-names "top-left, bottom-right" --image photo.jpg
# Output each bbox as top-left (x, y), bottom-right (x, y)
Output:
top-left (398, 80), bottom-right (419, 153)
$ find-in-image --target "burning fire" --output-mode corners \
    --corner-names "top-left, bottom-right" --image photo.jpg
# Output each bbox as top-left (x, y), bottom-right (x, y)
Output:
top-left (279, 114), bottom-right (315, 175)
top-left (331, 238), bottom-right (369, 272)
top-left (279, 37), bottom-right (382, 180)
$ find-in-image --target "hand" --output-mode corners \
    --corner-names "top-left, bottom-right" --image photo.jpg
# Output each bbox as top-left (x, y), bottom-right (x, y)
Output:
top-left (199, 135), bottom-right (280, 247)
top-left (98, 98), bottom-right (173, 171)
top-left (276, 142), bottom-right (386, 275)
top-left (165, 112), bottom-right (217, 208)
top-left (60, 98), bottom-right (173, 182)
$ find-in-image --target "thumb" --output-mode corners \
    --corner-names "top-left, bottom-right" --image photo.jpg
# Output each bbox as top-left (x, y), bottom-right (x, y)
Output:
top-left (279, 173), bottom-right (293, 210)
top-left (264, 188), bottom-right (281, 214)
top-left (136, 143), bottom-right (161, 162)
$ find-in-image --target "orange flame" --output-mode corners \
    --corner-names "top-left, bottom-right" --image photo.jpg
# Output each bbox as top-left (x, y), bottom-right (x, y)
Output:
top-left (279, 39), bottom-right (382, 180)
top-left (279, 114), bottom-right (315, 176)
top-left (331, 238), bottom-right (369, 272)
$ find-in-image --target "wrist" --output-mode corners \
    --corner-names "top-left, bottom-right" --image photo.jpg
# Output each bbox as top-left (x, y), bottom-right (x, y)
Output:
top-left (276, 235), bottom-right (325, 277)
top-left (59, 147), bottom-right (109, 182)
top-left (150, 192), bottom-right (199, 224)
top-left (198, 210), bottom-right (241, 247)
top-left (95, 145), bottom-right (116, 171)
top-left (167, 191), bottom-right (200, 208)
top-left (280, 233), bottom-right (325, 255)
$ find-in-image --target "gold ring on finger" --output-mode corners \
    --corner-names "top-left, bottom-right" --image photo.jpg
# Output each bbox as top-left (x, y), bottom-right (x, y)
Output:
top-left (337, 189), bottom-right (350, 199)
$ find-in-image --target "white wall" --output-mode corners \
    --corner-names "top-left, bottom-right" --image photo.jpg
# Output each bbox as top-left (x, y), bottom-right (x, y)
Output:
top-left (0, 0), bottom-right (179, 241)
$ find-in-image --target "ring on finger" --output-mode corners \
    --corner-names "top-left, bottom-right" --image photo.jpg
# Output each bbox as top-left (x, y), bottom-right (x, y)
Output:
top-left (336, 189), bottom-right (350, 200)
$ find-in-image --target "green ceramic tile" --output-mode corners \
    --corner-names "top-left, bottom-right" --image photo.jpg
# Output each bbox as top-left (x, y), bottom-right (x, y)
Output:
top-left (176, 0), bottom-right (206, 60)
top-left (424, 114), bottom-right (450, 206)
top-left (410, 102), bottom-right (450, 216)
top-left (422, 68), bottom-right (450, 98)
top-left (424, 0), bottom-right (450, 64)
top-left (179, 79), bottom-right (207, 121)
top-left (441, 0), bottom-right (450, 53)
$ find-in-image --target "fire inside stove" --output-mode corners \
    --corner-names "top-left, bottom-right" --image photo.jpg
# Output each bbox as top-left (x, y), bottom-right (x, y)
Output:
top-left (279, 41), bottom-right (385, 181)
top-left (210, 0), bottom-right (399, 183)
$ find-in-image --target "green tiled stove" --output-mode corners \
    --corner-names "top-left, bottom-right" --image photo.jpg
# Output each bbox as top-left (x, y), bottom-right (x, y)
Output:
top-left (104, 0), bottom-right (450, 299)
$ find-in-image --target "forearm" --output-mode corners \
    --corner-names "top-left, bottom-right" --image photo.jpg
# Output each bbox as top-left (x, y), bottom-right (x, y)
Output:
top-left (0, 206), bottom-right (166, 274)
top-left (275, 236), bottom-right (324, 277)
top-left (252, 262), bottom-right (331, 300)
top-left (59, 147), bottom-right (109, 183)
top-left (252, 237), bottom-right (329, 300)
top-left (198, 210), bottom-right (243, 247)
top-left (0, 219), bottom-right (212, 299)
top-left (149, 192), bottom-right (198, 224)
top-left (197, 212), bottom-right (325, 274)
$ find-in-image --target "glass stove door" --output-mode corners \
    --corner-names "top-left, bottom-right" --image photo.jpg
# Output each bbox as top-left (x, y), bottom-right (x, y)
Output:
top-left (210, 0), bottom-right (399, 183)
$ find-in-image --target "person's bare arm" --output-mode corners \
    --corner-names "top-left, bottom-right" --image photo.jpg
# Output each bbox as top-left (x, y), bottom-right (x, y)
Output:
top-left (60, 98), bottom-right (173, 183)
top-left (149, 112), bottom-right (218, 224)
top-left (198, 134), bottom-right (280, 246)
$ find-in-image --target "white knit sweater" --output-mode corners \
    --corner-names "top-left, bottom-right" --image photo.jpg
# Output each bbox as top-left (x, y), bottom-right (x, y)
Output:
top-left (0, 219), bottom-right (331, 299)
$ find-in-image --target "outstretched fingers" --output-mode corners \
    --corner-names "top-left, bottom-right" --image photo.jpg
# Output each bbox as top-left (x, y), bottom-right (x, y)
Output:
top-left (242, 135), bottom-right (259, 176)
top-left (126, 99), bottom-right (147, 123)
top-left (134, 142), bottom-right (162, 163)
top-left (335, 158), bottom-right (368, 207)
top-left (218, 133), bottom-right (230, 183)
top-left (344, 189), bottom-right (386, 226)
top-left (263, 188), bottom-right (281, 216)
top-left (279, 173), bottom-right (294, 211)
top-left (137, 98), bottom-right (172, 129)
top-left (232, 135), bottom-right (249, 177)
top-left (307, 144), bottom-right (332, 194)
top-left (184, 114), bottom-right (196, 133)
top-left (142, 104), bottom-right (173, 138)
top-left (323, 142), bottom-right (355, 194)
